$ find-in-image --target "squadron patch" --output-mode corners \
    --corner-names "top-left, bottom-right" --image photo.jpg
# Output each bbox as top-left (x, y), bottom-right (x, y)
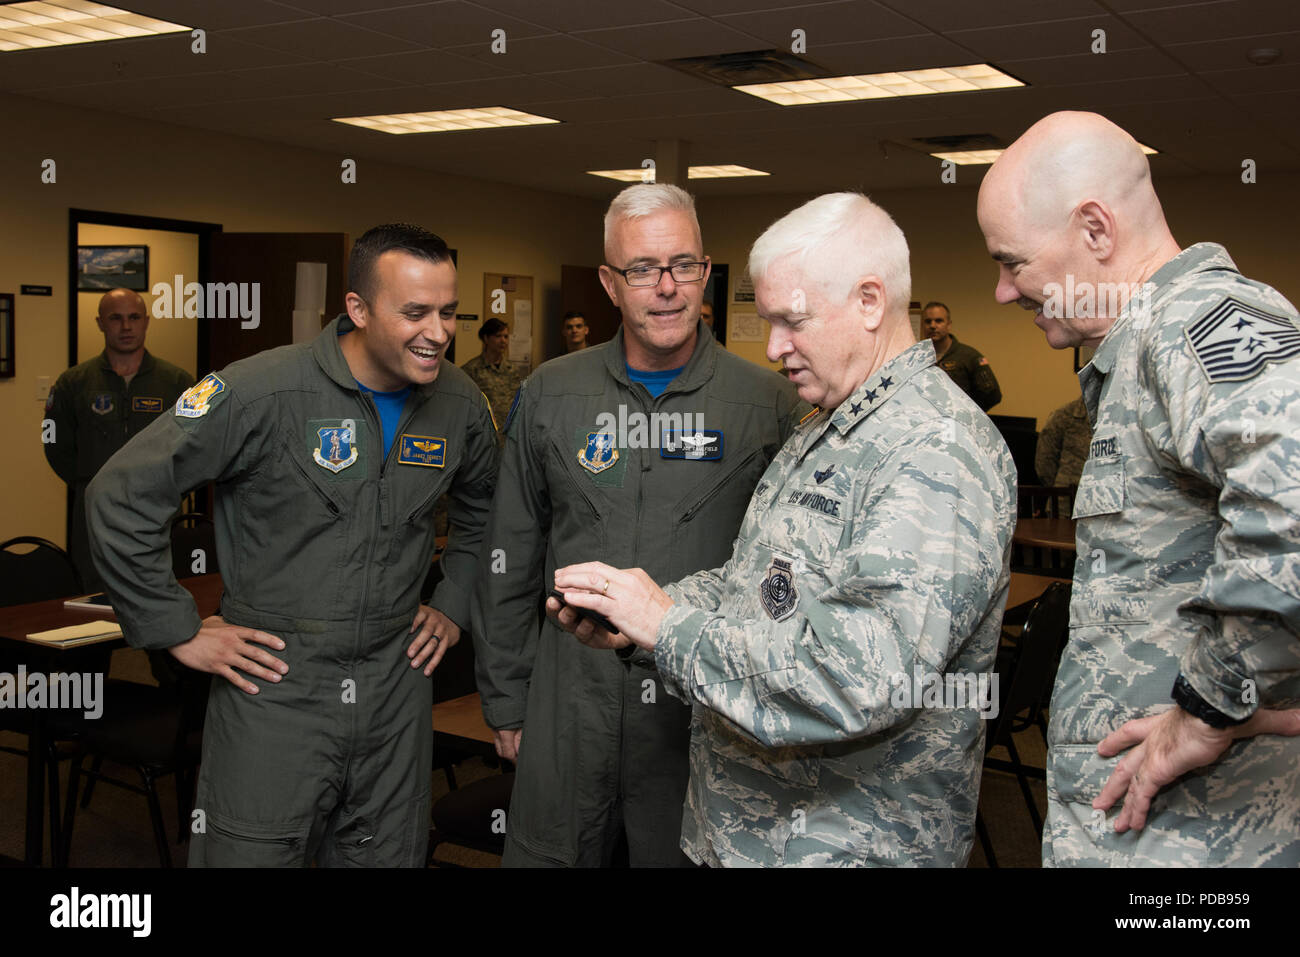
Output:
top-left (314, 425), bottom-right (358, 473)
top-left (1186, 297), bottom-right (1300, 383)
top-left (132, 396), bottom-right (164, 413)
top-left (175, 373), bottom-right (226, 419)
top-left (760, 556), bottom-right (798, 621)
top-left (578, 431), bottom-right (618, 474)
top-left (91, 393), bottom-right (113, 415)
top-left (398, 433), bottom-right (446, 468)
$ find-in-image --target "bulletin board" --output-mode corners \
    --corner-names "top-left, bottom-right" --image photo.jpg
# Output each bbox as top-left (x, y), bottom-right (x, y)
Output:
top-left (483, 272), bottom-right (534, 374)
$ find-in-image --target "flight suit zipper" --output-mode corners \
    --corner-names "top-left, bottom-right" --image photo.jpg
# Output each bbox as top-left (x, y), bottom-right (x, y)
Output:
top-left (676, 448), bottom-right (764, 523)
top-left (283, 445), bottom-right (341, 515)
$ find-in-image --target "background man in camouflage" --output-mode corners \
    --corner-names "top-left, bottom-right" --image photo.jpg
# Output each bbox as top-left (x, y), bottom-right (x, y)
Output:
top-left (978, 110), bottom-right (1300, 866)
top-left (1034, 396), bottom-right (1091, 488)
top-left (550, 192), bottom-right (1017, 866)
top-left (460, 316), bottom-right (520, 441)
top-left (43, 287), bottom-right (193, 589)
top-left (921, 301), bottom-right (1001, 410)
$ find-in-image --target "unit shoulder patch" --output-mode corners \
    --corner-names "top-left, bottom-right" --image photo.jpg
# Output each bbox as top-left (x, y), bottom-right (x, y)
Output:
top-left (1185, 296), bottom-right (1300, 383)
top-left (175, 373), bottom-right (226, 419)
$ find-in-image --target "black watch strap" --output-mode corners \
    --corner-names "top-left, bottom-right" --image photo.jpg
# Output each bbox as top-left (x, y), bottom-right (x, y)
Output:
top-left (1171, 674), bottom-right (1249, 729)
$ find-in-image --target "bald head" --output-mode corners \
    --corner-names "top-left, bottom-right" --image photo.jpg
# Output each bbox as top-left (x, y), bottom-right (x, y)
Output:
top-left (96, 287), bottom-right (150, 357)
top-left (982, 111), bottom-right (1161, 235)
top-left (977, 111), bottom-right (1181, 349)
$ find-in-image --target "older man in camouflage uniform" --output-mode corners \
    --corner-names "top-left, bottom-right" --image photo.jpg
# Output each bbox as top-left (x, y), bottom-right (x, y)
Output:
top-left (551, 193), bottom-right (1017, 866)
top-left (979, 111), bottom-right (1300, 866)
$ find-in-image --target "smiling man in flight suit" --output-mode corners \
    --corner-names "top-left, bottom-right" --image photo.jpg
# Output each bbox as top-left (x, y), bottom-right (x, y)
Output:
top-left (87, 224), bottom-right (498, 866)
top-left (473, 184), bottom-right (806, 866)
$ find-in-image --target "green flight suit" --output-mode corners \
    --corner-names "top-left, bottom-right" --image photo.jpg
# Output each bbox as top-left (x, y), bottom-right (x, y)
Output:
top-left (87, 315), bottom-right (498, 867)
top-left (473, 322), bottom-right (806, 866)
top-left (43, 350), bottom-right (193, 589)
top-left (936, 335), bottom-right (1001, 411)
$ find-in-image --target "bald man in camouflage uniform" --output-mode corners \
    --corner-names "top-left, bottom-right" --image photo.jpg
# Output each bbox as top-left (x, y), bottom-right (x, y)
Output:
top-left (551, 193), bottom-right (1017, 866)
top-left (980, 111), bottom-right (1300, 866)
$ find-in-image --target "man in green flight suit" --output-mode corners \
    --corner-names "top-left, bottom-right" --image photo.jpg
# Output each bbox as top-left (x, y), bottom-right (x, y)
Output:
top-left (921, 301), bottom-right (1002, 411)
top-left (473, 183), bottom-right (806, 866)
top-left (87, 224), bottom-right (498, 866)
top-left (43, 287), bottom-right (193, 589)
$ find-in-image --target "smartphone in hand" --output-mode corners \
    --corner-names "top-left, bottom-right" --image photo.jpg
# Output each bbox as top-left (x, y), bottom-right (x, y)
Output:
top-left (548, 588), bottom-right (620, 635)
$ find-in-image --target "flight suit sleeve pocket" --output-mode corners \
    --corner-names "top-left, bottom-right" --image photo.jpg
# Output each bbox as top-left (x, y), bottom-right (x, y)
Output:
top-left (1071, 454), bottom-right (1124, 518)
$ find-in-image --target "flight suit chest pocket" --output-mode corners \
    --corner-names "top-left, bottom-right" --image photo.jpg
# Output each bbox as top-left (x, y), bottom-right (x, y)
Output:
top-left (1072, 453), bottom-right (1124, 518)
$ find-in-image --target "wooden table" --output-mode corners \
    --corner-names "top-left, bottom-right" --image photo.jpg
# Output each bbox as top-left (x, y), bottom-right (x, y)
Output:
top-left (1008, 572), bottom-right (1071, 611)
top-left (0, 574), bottom-right (222, 867)
top-left (1013, 517), bottom-right (1078, 550)
top-left (432, 692), bottom-right (494, 752)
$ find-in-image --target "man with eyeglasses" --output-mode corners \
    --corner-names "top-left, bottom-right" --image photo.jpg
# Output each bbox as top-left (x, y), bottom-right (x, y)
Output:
top-left (473, 183), bottom-right (806, 867)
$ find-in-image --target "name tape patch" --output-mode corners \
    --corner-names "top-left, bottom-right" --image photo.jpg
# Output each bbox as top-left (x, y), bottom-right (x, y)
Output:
top-left (398, 434), bottom-right (446, 468)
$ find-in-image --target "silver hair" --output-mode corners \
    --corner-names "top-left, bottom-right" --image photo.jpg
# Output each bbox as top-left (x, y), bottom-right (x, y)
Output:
top-left (748, 192), bottom-right (911, 314)
top-left (603, 183), bottom-right (700, 256)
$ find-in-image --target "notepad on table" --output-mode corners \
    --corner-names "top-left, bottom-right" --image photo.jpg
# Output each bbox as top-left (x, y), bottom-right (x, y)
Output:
top-left (26, 621), bottom-right (123, 646)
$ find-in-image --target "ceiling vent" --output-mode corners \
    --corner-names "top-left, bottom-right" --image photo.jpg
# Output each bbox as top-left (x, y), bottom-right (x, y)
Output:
top-left (659, 49), bottom-right (827, 86)
top-left (910, 133), bottom-right (1005, 152)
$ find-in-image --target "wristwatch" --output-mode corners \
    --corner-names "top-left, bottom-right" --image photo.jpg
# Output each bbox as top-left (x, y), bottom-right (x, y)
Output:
top-left (1170, 673), bottom-right (1249, 729)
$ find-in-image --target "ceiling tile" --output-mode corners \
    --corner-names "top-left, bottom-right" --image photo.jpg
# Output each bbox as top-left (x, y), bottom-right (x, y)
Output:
top-left (1164, 33), bottom-right (1300, 71)
top-left (227, 17), bottom-right (424, 59)
top-left (336, 50), bottom-right (510, 85)
top-left (444, 33), bottom-right (637, 71)
top-left (812, 33), bottom-right (996, 72)
top-left (873, 0), bottom-right (1102, 32)
top-left (948, 15), bottom-right (1150, 61)
top-left (1122, 0), bottom-right (1300, 44)
top-left (470, 0), bottom-right (696, 31)
top-left (336, 1), bottom-right (554, 49)
top-left (118, 0), bottom-right (311, 30)
top-left (574, 18), bottom-right (772, 59)
top-left (715, 0), bottom-right (926, 45)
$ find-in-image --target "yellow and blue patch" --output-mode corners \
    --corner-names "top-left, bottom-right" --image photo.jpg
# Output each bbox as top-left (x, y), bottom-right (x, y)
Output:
top-left (132, 396), bottom-right (164, 413)
top-left (398, 434), bottom-right (446, 468)
top-left (175, 373), bottom-right (226, 419)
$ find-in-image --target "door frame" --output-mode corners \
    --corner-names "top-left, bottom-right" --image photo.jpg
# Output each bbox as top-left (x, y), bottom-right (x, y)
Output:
top-left (67, 208), bottom-right (223, 372)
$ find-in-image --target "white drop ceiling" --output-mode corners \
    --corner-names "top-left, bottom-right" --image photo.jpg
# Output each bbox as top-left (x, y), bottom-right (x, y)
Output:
top-left (1, 0), bottom-right (1296, 197)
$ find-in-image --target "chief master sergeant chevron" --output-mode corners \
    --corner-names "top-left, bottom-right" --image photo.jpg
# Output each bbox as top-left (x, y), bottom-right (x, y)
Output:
top-left (551, 192), bottom-right (1017, 866)
top-left (86, 224), bottom-right (499, 866)
top-left (978, 110), bottom-right (1300, 866)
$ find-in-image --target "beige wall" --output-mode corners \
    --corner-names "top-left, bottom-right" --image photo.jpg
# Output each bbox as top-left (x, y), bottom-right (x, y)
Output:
top-left (77, 223), bottom-right (199, 376)
top-left (0, 90), bottom-right (604, 547)
top-left (4, 86), bottom-right (1297, 549)
top-left (701, 175), bottom-right (1300, 425)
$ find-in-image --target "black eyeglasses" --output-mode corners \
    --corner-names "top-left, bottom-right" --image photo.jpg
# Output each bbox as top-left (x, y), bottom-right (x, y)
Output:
top-left (607, 261), bottom-right (708, 287)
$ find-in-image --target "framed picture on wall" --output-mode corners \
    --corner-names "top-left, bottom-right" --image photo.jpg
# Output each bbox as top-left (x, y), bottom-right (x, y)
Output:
top-left (77, 245), bottom-right (149, 292)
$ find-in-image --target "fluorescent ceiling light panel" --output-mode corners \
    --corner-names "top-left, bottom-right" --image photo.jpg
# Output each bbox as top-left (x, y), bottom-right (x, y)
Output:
top-left (333, 107), bottom-right (559, 134)
top-left (735, 64), bottom-right (1023, 106)
top-left (588, 165), bottom-right (769, 181)
top-left (0, 1), bottom-right (187, 52)
top-left (932, 142), bottom-right (1159, 165)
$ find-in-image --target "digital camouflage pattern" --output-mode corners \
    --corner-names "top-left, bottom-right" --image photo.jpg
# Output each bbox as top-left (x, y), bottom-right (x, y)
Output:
top-left (654, 340), bottom-right (1017, 867)
top-left (1045, 243), bottom-right (1300, 867)
top-left (460, 353), bottom-right (521, 439)
top-left (936, 335), bottom-right (1002, 411)
top-left (1034, 396), bottom-right (1091, 487)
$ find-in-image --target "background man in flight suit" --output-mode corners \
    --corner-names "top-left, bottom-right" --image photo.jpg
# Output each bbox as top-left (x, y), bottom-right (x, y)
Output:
top-left (43, 287), bottom-right (192, 589)
top-left (551, 193), bottom-right (1016, 866)
top-left (474, 184), bottom-right (805, 866)
top-left (87, 224), bottom-right (498, 866)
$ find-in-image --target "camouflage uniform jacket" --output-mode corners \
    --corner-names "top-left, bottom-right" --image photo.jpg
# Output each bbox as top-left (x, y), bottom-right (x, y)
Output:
top-left (937, 335), bottom-right (1001, 411)
top-left (655, 340), bottom-right (1017, 866)
top-left (1044, 243), bottom-right (1300, 867)
top-left (1034, 397), bottom-right (1091, 487)
top-left (460, 353), bottom-right (521, 437)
